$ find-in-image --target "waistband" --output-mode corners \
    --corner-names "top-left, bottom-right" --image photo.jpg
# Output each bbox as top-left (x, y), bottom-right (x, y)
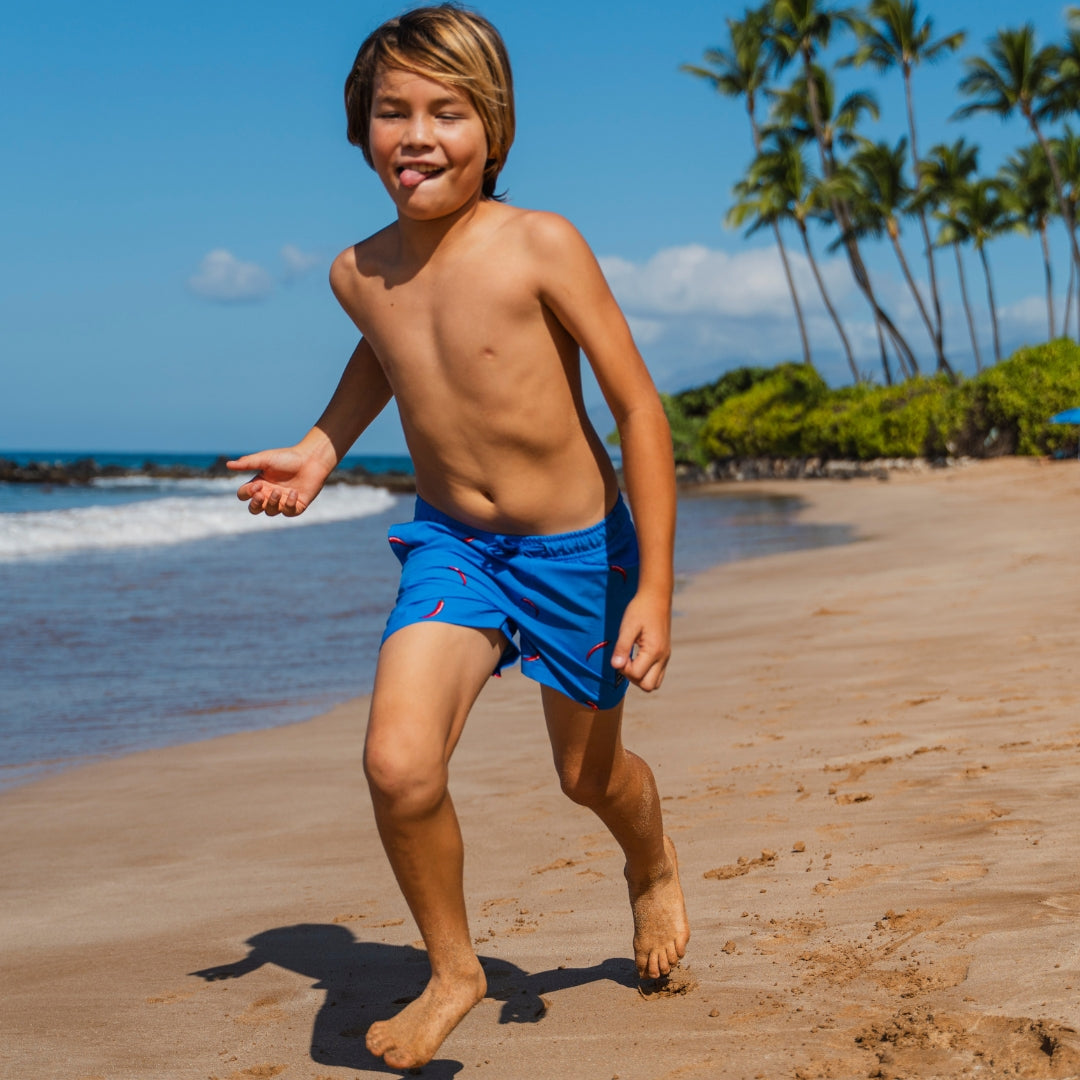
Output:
top-left (412, 494), bottom-right (633, 558)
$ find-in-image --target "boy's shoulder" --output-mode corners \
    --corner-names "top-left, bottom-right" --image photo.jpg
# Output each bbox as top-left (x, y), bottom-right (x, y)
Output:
top-left (333, 206), bottom-right (587, 272)
top-left (329, 223), bottom-right (395, 290)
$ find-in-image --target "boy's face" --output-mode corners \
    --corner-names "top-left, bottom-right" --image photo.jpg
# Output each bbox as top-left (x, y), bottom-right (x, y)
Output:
top-left (369, 67), bottom-right (489, 222)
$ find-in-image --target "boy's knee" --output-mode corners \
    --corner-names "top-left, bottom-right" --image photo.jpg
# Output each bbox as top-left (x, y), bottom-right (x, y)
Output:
top-left (363, 739), bottom-right (447, 817)
top-left (556, 762), bottom-right (612, 808)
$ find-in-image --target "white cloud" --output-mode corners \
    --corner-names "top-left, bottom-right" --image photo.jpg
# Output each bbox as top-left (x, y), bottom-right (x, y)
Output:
top-left (597, 242), bottom-right (862, 388)
top-left (281, 244), bottom-right (323, 279)
top-left (594, 240), bottom-right (1065, 387)
top-left (599, 243), bottom-right (852, 319)
top-left (188, 249), bottom-right (274, 303)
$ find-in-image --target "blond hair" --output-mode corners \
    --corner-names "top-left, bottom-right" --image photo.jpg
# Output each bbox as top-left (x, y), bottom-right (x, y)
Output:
top-left (345, 5), bottom-right (515, 200)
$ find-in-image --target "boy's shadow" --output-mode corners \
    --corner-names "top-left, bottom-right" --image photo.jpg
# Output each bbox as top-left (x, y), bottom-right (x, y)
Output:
top-left (191, 923), bottom-right (637, 1077)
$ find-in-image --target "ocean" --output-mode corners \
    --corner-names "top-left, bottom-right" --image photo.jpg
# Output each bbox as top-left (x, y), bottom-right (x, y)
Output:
top-left (0, 451), bottom-right (849, 790)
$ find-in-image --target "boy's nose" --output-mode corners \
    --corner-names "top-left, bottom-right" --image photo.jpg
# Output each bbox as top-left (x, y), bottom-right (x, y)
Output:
top-left (403, 115), bottom-right (435, 149)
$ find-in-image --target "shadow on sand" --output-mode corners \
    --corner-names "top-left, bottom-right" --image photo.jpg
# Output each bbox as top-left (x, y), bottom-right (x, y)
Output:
top-left (191, 922), bottom-right (637, 1077)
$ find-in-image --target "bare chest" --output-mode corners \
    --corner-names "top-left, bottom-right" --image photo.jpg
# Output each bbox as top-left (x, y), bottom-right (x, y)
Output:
top-left (361, 256), bottom-right (555, 387)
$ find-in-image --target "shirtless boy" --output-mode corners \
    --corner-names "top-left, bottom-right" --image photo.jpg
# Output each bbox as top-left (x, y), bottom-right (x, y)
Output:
top-left (228, 5), bottom-right (689, 1069)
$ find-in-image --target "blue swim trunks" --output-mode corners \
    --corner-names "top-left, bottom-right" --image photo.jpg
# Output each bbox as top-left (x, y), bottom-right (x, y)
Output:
top-left (381, 495), bottom-right (640, 710)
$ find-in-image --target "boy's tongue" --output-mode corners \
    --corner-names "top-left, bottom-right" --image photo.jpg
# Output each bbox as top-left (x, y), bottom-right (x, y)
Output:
top-left (400, 167), bottom-right (437, 188)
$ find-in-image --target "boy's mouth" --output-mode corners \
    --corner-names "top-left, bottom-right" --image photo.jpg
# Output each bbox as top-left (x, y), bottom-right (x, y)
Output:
top-left (398, 164), bottom-right (445, 189)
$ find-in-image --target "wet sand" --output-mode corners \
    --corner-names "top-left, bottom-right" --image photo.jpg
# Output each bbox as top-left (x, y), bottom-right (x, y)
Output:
top-left (5, 457), bottom-right (1080, 1079)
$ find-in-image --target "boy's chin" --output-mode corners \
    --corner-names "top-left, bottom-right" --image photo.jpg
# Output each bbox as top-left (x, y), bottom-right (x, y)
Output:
top-left (392, 189), bottom-right (480, 221)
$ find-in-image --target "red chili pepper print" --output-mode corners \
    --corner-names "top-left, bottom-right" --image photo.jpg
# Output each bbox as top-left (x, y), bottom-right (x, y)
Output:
top-left (421, 599), bottom-right (445, 619)
top-left (448, 566), bottom-right (468, 586)
top-left (585, 640), bottom-right (609, 661)
top-left (609, 564), bottom-right (627, 581)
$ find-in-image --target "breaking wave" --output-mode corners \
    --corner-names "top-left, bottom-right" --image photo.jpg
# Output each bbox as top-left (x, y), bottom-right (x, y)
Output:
top-left (0, 481), bottom-right (398, 561)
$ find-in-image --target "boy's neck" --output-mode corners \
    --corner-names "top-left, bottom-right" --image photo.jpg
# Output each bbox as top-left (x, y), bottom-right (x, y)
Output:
top-left (394, 192), bottom-right (488, 263)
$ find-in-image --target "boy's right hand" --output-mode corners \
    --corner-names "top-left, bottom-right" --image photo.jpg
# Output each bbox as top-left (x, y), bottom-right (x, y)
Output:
top-left (226, 447), bottom-right (329, 517)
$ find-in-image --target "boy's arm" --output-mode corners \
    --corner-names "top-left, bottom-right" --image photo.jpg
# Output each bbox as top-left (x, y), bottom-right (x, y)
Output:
top-left (530, 215), bottom-right (676, 691)
top-left (228, 337), bottom-right (393, 516)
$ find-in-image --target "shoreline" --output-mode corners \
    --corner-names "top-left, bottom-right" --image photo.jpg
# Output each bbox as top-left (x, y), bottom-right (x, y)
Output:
top-left (2, 484), bottom-right (846, 795)
top-left (6, 458), bottom-right (1080, 1078)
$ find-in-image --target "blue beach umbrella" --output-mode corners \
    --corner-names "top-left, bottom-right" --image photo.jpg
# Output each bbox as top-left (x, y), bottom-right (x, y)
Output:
top-left (1050, 407), bottom-right (1080, 458)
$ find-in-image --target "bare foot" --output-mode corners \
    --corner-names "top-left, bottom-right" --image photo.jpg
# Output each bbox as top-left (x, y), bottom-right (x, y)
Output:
top-left (626, 835), bottom-right (690, 979)
top-left (365, 964), bottom-right (487, 1069)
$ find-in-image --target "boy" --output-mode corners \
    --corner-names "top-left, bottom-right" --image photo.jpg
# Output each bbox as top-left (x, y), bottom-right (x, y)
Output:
top-left (228, 5), bottom-right (689, 1069)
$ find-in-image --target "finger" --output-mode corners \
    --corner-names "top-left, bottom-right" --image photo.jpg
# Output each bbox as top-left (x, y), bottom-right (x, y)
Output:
top-left (625, 649), bottom-right (669, 692)
top-left (235, 478), bottom-right (263, 501)
top-left (610, 624), bottom-right (642, 671)
top-left (226, 453), bottom-right (269, 472)
top-left (282, 489), bottom-right (300, 516)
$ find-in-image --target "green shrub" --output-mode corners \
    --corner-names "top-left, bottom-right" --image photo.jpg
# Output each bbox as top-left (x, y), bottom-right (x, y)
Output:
top-left (609, 365), bottom-right (775, 465)
top-left (801, 377), bottom-right (959, 459)
top-left (700, 363), bottom-right (828, 458)
top-left (953, 339), bottom-right (1080, 456)
top-left (641, 341), bottom-right (1080, 466)
top-left (670, 365), bottom-right (774, 418)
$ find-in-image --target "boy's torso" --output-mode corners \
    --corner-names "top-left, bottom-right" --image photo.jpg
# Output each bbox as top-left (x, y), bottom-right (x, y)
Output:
top-left (334, 202), bottom-right (619, 536)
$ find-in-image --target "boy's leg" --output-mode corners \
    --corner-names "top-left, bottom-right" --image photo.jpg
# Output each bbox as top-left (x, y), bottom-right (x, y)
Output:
top-left (363, 621), bottom-right (507, 1070)
top-left (541, 685), bottom-right (690, 979)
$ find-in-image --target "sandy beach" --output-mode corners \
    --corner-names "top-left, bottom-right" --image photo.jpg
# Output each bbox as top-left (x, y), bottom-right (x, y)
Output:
top-left (6, 457), bottom-right (1080, 1080)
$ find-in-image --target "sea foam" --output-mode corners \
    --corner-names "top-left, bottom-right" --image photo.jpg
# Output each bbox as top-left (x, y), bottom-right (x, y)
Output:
top-left (0, 482), bottom-right (398, 560)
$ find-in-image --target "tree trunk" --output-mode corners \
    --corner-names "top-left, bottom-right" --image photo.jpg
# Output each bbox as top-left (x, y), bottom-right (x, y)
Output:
top-left (774, 220), bottom-right (814, 365)
top-left (977, 245), bottom-right (1001, 363)
top-left (798, 219), bottom-right (858, 381)
top-left (800, 48), bottom-right (920, 380)
top-left (889, 222), bottom-right (945, 372)
top-left (954, 244), bottom-right (983, 373)
top-left (747, 103), bottom-right (814, 368)
top-left (904, 65), bottom-right (949, 375)
top-left (1039, 221), bottom-right (1055, 339)
top-left (1066, 250), bottom-right (1076, 339)
top-left (1030, 112), bottom-right (1080, 339)
top-left (875, 316), bottom-right (893, 385)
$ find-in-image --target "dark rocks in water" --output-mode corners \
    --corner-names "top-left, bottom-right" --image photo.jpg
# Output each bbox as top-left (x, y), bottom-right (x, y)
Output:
top-left (0, 454), bottom-right (416, 493)
top-left (206, 455), bottom-right (233, 477)
top-left (330, 463), bottom-right (415, 493)
top-left (145, 464), bottom-right (202, 479)
top-left (0, 457), bottom-right (102, 485)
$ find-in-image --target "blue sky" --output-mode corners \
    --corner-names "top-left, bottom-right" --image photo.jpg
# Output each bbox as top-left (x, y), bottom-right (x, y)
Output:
top-left (2, 1), bottom-right (1074, 454)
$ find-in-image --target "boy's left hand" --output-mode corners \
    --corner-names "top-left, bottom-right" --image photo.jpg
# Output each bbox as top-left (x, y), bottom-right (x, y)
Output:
top-left (610, 591), bottom-right (671, 692)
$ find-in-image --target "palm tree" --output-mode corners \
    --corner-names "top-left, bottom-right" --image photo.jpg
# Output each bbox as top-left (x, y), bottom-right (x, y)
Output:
top-left (1052, 126), bottom-right (1080, 336)
top-left (955, 25), bottom-right (1080, 333)
top-left (725, 155), bottom-right (815, 370)
top-left (936, 179), bottom-right (1015, 365)
top-left (769, 0), bottom-right (859, 157)
top-left (842, 0), bottom-right (965, 375)
top-left (683, 6), bottom-right (811, 365)
top-left (920, 139), bottom-right (981, 369)
top-left (767, 63), bottom-right (878, 166)
top-left (768, 2), bottom-right (919, 381)
top-left (999, 144), bottom-right (1058, 338)
top-left (831, 137), bottom-right (952, 376)
top-left (766, 62), bottom-right (919, 379)
top-left (730, 132), bottom-right (860, 380)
